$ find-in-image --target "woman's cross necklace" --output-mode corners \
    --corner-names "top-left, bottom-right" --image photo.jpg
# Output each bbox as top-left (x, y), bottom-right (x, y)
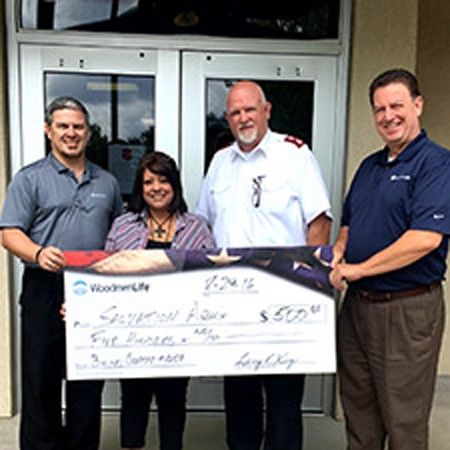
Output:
top-left (149, 212), bottom-right (173, 239)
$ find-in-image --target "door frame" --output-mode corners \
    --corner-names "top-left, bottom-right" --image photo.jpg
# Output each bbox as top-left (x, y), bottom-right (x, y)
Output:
top-left (14, 46), bottom-right (340, 413)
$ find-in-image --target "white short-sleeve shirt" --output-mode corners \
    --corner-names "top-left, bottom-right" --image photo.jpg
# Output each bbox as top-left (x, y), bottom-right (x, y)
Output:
top-left (196, 130), bottom-right (331, 247)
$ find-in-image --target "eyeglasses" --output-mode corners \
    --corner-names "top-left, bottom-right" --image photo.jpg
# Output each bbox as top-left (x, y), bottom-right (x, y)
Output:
top-left (251, 175), bottom-right (265, 208)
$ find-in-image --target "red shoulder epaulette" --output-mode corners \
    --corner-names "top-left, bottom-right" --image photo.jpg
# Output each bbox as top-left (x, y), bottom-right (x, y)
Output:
top-left (284, 135), bottom-right (304, 148)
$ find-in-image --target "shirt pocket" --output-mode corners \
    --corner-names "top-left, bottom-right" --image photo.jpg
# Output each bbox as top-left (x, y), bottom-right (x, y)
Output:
top-left (259, 178), bottom-right (294, 214)
top-left (210, 179), bottom-right (232, 214)
top-left (380, 175), bottom-right (413, 223)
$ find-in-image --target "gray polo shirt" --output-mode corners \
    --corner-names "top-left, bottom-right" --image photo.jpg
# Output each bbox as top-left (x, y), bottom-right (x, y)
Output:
top-left (0, 153), bottom-right (123, 252)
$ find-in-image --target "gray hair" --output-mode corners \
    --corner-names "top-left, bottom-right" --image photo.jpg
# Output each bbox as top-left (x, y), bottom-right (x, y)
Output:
top-left (255, 83), bottom-right (268, 105)
top-left (45, 96), bottom-right (90, 125)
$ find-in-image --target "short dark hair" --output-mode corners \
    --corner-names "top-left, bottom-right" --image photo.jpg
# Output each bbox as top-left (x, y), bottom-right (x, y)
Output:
top-left (45, 96), bottom-right (90, 125)
top-left (369, 68), bottom-right (421, 107)
top-left (128, 151), bottom-right (188, 215)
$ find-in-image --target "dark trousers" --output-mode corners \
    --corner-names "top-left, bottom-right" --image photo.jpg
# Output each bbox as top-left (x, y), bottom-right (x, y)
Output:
top-left (338, 286), bottom-right (445, 450)
top-left (120, 377), bottom-right (189, 449)
top-left (224, 374), bottom-right (305, 450)
top-left (19, 268), bottom-right (104, 450)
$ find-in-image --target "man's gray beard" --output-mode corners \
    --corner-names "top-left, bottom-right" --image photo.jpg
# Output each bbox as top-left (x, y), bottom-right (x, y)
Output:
top-left (237, 129), bottom-right (258, 145)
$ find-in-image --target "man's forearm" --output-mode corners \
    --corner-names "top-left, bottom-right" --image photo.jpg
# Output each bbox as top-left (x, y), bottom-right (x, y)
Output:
top-left (307, 213), bottom-right (331, 246)
top-left (1, 228), bottom-right (41, 263)
top-left (356, 229), bottom-right (443, 278)
top-left (331, 226), bottom-right (349, 266)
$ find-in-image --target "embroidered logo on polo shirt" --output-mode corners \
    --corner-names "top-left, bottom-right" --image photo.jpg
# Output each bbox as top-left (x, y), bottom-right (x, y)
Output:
top-left (91, 192), bottom-right (107, 198)
top-left (433, 213), bottom-right (445, 220)
top-left (390, 174), bottom-right (411, 181)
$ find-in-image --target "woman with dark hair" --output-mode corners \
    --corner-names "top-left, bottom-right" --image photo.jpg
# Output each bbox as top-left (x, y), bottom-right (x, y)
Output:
top-left (104, 151), bottom-right (215, 450)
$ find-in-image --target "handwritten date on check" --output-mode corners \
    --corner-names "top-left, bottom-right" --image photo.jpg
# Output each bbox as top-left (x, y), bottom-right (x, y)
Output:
top-left (64, 266), bottom-right (335, 380)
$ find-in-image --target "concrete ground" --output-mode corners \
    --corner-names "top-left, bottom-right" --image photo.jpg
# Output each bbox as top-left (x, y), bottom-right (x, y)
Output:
top-left (0, 377), bottom-right (449, 449)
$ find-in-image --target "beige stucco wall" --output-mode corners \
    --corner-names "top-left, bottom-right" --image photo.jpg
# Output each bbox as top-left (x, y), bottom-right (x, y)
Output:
top-left (0, 0), bottom-right (14, 417)
top-left (346, 0), bottom-right (419, 187)
top-left (416, 0), bottom-right (450, 374)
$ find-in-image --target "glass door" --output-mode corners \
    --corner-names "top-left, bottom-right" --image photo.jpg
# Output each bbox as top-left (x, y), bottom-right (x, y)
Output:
top-left (181, 52), bottom-right (338, 412)
top-left (18, 45), bottom-right (181, 409)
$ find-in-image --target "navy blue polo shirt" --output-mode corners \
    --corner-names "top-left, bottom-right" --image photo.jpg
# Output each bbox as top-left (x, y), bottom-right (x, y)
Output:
top-left (0, 153), bottom-right (123, 258)
top-left (342, 130), bottom-right (450, 291)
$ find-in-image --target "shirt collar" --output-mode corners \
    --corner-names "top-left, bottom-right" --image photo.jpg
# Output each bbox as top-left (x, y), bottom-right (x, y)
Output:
top-left (377, 129), bottom-right (427, 166)
top-left (230, 129), bottom-right (271, 161)
top-left (137, 208), bottom-right (150, 223)
top-left (175, 213), bottom-right (187, 232)
top-left (48, 152), bottom-right (67, 173)
top-left (48, 152), bottom-right (92, 181)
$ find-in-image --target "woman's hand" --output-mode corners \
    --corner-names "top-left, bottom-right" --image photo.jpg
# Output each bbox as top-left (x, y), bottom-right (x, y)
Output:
top-left (60, 302), bottom-right (66, 321)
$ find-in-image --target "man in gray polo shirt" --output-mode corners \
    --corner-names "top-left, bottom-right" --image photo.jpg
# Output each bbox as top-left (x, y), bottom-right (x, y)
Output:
top-left (0, 97), bottom-right (123, 450)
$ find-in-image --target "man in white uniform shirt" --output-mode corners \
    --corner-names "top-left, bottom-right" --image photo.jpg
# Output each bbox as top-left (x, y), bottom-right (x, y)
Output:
top-left (197, 80), bottom-right (332, 450)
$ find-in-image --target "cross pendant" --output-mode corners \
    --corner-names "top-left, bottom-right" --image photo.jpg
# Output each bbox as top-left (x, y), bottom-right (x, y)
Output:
top-left (155, 224), bottom-right (165, 238)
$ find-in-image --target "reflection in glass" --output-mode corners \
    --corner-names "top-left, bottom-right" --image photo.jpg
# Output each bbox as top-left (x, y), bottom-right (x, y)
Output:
top-left (45, 72), bottom-right (155, 199)
top-left (118, 0), bottom-right (139, 16)
top-left (205, 79), bottom-right (314, 173)
top-left (23, 0), bottom-right (340, 40)
top-left (54, 0), bottom-right (112, 29)
top-left (21, 0), bottom-right (38, 28)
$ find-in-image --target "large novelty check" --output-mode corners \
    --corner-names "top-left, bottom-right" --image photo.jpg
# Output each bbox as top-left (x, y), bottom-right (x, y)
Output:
top-left (64, 247), bottom-right (336, 380)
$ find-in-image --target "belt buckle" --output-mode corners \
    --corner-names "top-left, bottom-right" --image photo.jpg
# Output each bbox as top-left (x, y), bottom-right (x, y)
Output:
top-left (358, 289), bottom-right (368, 299)
top-left (359, 289), bottom-right (375, 300)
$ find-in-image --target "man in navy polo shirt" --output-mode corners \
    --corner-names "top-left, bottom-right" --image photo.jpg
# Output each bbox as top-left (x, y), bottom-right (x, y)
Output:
top-left (330, 68), bottom-right (450, 450)
top-left (0, 97), bottom-right (123, 449)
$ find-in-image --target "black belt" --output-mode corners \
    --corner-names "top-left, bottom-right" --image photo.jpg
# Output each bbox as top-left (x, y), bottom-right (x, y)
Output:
top-left (355, 281), bottom-right (441, 301)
